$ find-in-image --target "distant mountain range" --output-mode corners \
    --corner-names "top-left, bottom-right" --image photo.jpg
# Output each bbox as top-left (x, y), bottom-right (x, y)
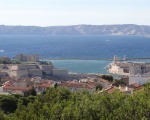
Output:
top-left (0, 24), bottom-right (150, 37)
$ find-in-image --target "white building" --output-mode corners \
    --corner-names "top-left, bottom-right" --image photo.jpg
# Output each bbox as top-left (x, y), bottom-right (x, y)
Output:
top-left (108, 55), bottom-right (150, 85)
top-left (129, 75), bottom-right (150, 85)
top-left (52, 69), bottom-right (68, 78)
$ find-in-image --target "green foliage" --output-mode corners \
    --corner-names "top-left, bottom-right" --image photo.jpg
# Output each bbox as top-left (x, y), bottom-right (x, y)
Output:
top-left (30, 87), bottom-right (37, 96)
top-left (11, 60), bottom-right (21, 64)
top-left (54, 83), bottom-right (58, 88)
top-left (113, 79), bottom-right (126, 87)
top-left (19, 97), bottom-right (29, 106)
top-left (96, 84), bottom-right (102, 91)
top-left (0, 96), bottom-right (17, 114)
top-left (0, 110), bottom-right (6, 120)
top-left (24, 87), bottom-right (37, 97)
top-left (27, 96), bottom-right (36, 103)
top-left (0, 60), bottom-right (7, 64)
top-left (143, 82), bottom-right (150, 88)
top-left (101, 74), bottom-right (113, 82)
top-left (12, 94), bottom-right (23, 99)
top-left (0, 59), bottom-right (21, 64)
top-left (39, 61), bottom-right (52, 65)
top-left (1, 85), bottom-right (150, 119)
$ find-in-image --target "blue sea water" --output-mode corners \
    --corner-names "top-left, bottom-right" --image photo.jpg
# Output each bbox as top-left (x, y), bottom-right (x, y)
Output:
top-left (0, 35), bottom-right (150, 74)
top-left (51, 60), bottom-right (110, 74)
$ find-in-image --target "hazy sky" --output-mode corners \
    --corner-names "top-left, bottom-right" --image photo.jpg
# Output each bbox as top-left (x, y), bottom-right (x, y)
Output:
top-left (0, 0), bottom-right (149, 26)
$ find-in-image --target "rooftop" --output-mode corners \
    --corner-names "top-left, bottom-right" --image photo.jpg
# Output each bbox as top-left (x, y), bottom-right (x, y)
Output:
top-left (59, 82), bottom-right (96, 89)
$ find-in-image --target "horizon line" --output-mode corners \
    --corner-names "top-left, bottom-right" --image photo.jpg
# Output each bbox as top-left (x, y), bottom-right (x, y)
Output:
top-left (0, 24), bottom-right (150, 27)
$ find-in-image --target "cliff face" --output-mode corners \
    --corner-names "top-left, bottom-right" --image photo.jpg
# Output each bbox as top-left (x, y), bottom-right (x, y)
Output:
top-left (0, 24), bottom-right (150, 37)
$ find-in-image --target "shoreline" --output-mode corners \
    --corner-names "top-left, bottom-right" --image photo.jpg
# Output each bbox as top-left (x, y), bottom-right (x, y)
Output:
top-left (42, 58), bottom-right (113, 61)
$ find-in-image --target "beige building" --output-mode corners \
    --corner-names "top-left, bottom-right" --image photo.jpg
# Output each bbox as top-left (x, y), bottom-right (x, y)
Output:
top-left (52, 69), bottom-right (68, 78)
top-left (39, 65), bottom-right (53, 75)
top-left (0, 63), bottom-right (70, 79)
top-left (98, 78), bottom-right (112, 89)
top-left (108, 55), bottom-right (150, 76)
top-left (16, 54), bottom-right (39, 62)
top-left (107, 55), bottom-right (150, 85)
top-left (0, 64), bottom-right (54, 79)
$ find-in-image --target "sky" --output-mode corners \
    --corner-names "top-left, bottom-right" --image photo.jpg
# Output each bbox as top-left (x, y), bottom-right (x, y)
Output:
top-left (0, 0), bottom-right (150, 26)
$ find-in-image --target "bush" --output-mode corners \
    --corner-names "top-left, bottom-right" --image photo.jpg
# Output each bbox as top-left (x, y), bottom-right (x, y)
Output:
top-left (101, 75), bottom-right (113, 82)
top-left (96, 84), bottom-right (102, 91)
top-left (113, 79), bottom-right (126, 87)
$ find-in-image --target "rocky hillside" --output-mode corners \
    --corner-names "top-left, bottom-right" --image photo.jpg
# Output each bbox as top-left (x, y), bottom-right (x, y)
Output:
top-left (0, 24), bottom-right (150, 37)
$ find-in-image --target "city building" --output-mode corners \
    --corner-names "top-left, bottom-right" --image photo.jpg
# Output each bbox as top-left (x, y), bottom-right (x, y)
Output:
top-left (1, 78), bottom-right (55, 94)
top-left (16, 54), bottom-right (39, 62)
top-left (0, 64), bottom-right (54, 79)
top-left (59, 81), bottom-right (96, 94)
top-left (107, 55), bottom-right (150, 85)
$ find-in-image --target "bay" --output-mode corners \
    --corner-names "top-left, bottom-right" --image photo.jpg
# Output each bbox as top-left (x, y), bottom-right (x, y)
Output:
top-left (51, 60), bottom-right (111, 74)
top-left (0, 35), bottom-right (150, 59)
top-left (0, 35), bottom-right (150, 74)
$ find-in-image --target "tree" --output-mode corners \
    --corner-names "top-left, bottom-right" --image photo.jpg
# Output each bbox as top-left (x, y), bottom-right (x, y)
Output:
top-left (0, 111), bottom-right (6, 120)
top-left (143, 82), bottom-right (150, 96)
top-left (0, 96), bottom-right (17, 114)
top-left (12, 60), bottom-right (21, 64)
top-left (113, 79), bottom-right (126, 87)
top-left (23, 87), bottom-right (37, 97)
top-left (58, 88), bottom-right (71, 101)
top-left (1, 60), bottom-right (7, 64)
top-left (101, 75), bottom-right (113, 82)
top-left (54, 83), bottom-right (58, 88)
top-left (2, 85), bottom-right (150, 119)
top-left (19, 97), bottom-right (29, 106)
top-left (27, 96), bottom-right (36, 103)
top-left (96, 84), bottom-right (102, 91)
top-left (30, 87), bottom-right (37, 96)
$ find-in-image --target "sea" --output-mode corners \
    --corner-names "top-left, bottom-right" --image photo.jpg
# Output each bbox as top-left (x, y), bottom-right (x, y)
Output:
top-left (0, 35), bottom-right (150, 74)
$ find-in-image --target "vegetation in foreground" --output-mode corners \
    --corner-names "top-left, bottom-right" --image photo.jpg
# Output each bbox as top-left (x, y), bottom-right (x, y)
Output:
top-left (0, 83), bottom-right (150, 120)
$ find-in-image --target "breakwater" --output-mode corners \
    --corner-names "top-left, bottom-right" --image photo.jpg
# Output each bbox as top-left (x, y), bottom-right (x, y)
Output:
top-left (42, 57), bottom-right (150, 61)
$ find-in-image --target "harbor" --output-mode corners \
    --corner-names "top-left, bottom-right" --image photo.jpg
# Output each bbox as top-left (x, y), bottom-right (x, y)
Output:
top-left (107, 55), bottom-right (150, 85)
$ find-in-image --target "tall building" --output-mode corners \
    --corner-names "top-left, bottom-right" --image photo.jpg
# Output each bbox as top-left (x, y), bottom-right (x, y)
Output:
top-left (16, 54), bottom-right (27, 62)
top-left (113, 55), bottom-right (118, 64)
top-left (16, 54), bottom-right (39, 62)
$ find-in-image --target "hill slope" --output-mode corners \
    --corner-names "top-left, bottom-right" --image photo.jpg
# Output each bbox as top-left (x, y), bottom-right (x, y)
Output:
top-left (0, 24), bottom-right (150, 36)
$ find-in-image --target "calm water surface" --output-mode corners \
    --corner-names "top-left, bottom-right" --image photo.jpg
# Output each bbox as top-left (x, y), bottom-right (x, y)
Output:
top-left (0, 35), bottom-right (150, 74)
